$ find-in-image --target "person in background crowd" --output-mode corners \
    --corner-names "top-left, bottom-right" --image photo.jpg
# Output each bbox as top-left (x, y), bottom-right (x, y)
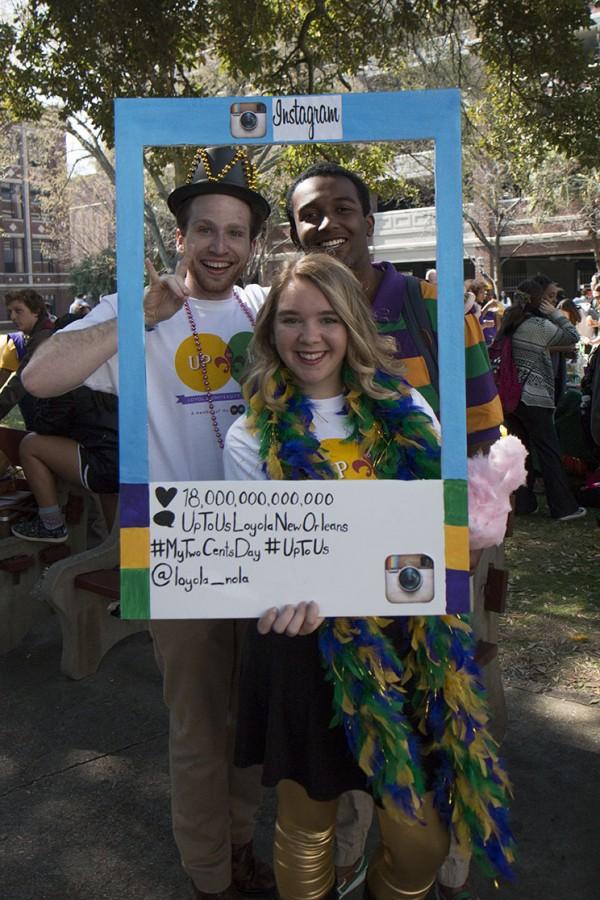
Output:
top-left (463, 277), bottom-right (486, 317)
top-left (425, 268), bottom-right (437, 284)
top-left (572, 284), bottom-right (590, 306)
top-left (11, 315), bottom-right (119, 542)
top-left (588, 286), bottom-right (600, 338)
top-left (581, 343), bottom-right (600, 462)
top-left (533, 275), bottom-right (570, 403)
top-left (532, 274), bottom-right (558, 308)
top-left (557, 294), bottom-right (582, 326)
top-left (468, 278), bottom-right (504, 346)
top-left (0, 290), bottom-right (54, 427)
top-left (575, 285), bottom-right (599, 353)
top-left (69, 296), bottom-right (93, 317)
top-left (0, 332), bottom-right (23, 390)
top-left (500, 278), bottom-right (585, 521)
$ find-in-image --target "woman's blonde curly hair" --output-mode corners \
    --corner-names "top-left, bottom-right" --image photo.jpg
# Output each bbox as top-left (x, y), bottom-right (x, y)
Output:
top-left (243, 253), bottom-right (407, 410)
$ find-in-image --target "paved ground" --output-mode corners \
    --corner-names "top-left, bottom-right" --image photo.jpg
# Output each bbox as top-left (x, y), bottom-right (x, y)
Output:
top-left (1, 615), bottom-right (598, 900)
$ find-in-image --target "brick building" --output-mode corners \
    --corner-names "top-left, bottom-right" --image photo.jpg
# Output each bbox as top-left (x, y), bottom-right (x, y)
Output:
top-left (372, 199), bottom-right (596, 296)
top-left (1, 124), bottom-right (73, 326)
top-left (264, 198), bottom-right (596, 297)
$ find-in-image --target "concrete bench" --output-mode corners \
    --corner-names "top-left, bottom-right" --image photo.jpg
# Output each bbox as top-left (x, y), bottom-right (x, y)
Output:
top-left (1, 427), bottom-right (144, 673)
top-left (34, 521), bottom-right (147, 680)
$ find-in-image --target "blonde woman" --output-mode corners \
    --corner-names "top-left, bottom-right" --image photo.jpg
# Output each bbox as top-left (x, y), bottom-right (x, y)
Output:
top-left (224, 255), bottom-right (514, 900)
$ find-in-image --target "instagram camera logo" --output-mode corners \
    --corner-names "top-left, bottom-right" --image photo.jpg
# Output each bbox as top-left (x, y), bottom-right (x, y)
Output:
top-left (384, 555), bottom-right (434, 604)
top-left (230, 102), bottom-right (267, 138)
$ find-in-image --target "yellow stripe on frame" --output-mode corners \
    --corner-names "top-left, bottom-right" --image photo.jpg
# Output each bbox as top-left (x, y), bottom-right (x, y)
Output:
top-left (121, 527), bottom-right (150, 569)
top-left (444, 524), bottom-right (470, 571)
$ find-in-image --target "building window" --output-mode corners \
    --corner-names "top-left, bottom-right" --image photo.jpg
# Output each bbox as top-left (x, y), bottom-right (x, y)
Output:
top-left (29, 187), bottom-right (43, 221)
top-left (32, 239), bottom-right (56, 274)
top-left (3, 237), bottom-right (25, 273)
top-left (0, 182), bottom-right (23, 219)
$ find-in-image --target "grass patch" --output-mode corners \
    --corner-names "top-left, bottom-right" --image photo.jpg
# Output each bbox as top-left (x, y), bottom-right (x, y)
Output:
top-left (501, 504), bottom-right (600, 700)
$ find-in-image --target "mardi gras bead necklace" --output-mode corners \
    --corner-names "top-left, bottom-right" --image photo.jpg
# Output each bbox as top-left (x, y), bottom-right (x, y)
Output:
top-left (184, 288), bottom-right (255, 450)
top-left (186, 146), bottom-right (258, 191)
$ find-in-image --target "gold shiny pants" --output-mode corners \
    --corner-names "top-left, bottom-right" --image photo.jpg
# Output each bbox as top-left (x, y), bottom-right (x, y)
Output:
top-left (275, 780), bottom-right (450, 900)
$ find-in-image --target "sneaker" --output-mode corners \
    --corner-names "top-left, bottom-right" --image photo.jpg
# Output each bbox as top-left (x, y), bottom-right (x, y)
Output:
top-left (336, 854), bottom-right (368, 899)
top-left (556, 506), bottom-right (587, 522)
top-left (11, 516), bottom-right (68, 543)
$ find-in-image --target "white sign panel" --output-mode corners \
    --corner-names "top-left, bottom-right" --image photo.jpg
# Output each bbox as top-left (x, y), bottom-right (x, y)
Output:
top-left (272, 95), bottom-right (343, 141)
top-left (149, 479), bottom-right (445, 619)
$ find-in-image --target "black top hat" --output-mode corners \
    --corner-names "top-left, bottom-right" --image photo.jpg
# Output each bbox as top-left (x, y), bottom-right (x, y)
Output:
top-left (167, 146), bottom-right (271, 224)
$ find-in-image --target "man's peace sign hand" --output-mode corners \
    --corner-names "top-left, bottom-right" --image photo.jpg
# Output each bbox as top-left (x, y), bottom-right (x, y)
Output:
top-left (144, 257), bottom-right (190, 326)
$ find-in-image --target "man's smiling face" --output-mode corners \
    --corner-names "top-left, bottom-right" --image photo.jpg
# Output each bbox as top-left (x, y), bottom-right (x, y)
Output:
top-left (290, 175), bottom-right (374, 281)
top-left (176, 193), bottom-right (254, 300)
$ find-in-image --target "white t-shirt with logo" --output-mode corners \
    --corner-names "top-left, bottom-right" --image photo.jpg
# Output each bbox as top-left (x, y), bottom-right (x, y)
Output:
top-left (64, 287), bottom-right (267, 481)
top-left (224, 391), bottom-right (440, 481)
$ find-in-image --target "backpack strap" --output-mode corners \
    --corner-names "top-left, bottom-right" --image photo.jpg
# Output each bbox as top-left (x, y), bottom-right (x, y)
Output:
top-left (402, 275), bottom-right (439, 397)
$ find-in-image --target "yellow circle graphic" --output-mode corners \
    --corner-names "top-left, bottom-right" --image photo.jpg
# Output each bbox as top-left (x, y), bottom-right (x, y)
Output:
top-left (174, 334), bottom-right (233, 392)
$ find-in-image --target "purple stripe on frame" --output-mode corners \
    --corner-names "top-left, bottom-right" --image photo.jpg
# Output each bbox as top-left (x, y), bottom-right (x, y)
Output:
top-left (445, 568), bottom-right (470, 613)
top-left (120, 482), bottom-right (150, 527)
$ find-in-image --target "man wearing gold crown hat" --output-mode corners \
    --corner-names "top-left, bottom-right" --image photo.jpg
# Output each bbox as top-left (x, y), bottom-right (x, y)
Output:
top-left (23, 146), bottom-right (275, 900)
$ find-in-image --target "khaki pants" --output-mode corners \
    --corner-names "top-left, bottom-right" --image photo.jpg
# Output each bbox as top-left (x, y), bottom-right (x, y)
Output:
top-left (152, 619), bottom-right (263, 893)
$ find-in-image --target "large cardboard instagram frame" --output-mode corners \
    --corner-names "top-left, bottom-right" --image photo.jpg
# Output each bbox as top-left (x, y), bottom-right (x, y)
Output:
top-left (115, 90), bottom-right (470, 619)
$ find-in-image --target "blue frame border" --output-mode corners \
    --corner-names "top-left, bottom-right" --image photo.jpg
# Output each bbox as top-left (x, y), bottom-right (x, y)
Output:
top-left (114, 89), bottom-right (466, 486)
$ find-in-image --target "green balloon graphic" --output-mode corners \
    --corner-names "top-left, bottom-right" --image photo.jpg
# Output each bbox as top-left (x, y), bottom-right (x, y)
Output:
top-left (228, 331), bottom-right (253, 383)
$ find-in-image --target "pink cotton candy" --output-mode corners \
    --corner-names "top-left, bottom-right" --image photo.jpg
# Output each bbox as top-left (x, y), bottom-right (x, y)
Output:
top-left (468, 435), bottom-right (527, 549)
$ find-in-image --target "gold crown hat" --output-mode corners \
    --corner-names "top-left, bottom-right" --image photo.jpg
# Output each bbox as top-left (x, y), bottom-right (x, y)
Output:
top-left (167, 146), bottom-right (270, 223)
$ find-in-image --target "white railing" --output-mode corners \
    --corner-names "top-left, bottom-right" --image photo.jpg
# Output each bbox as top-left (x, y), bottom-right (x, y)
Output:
top-left (372, 203), bottom-right (589, 264)
top-left (372, 206), bottom-right (478, 262)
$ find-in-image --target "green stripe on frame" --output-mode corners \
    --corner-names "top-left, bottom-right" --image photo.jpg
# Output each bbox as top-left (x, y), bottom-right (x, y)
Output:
top-left (444, 479), bottom-right (468, 526)
top-left (120, 568), bottom-right (150, 619)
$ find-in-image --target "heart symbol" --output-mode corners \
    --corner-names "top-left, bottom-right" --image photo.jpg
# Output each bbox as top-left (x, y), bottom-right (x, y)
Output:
top-left (156, 487), bottom-right (177, 508)
top-left (153, 510), bottom-right (175, 528)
